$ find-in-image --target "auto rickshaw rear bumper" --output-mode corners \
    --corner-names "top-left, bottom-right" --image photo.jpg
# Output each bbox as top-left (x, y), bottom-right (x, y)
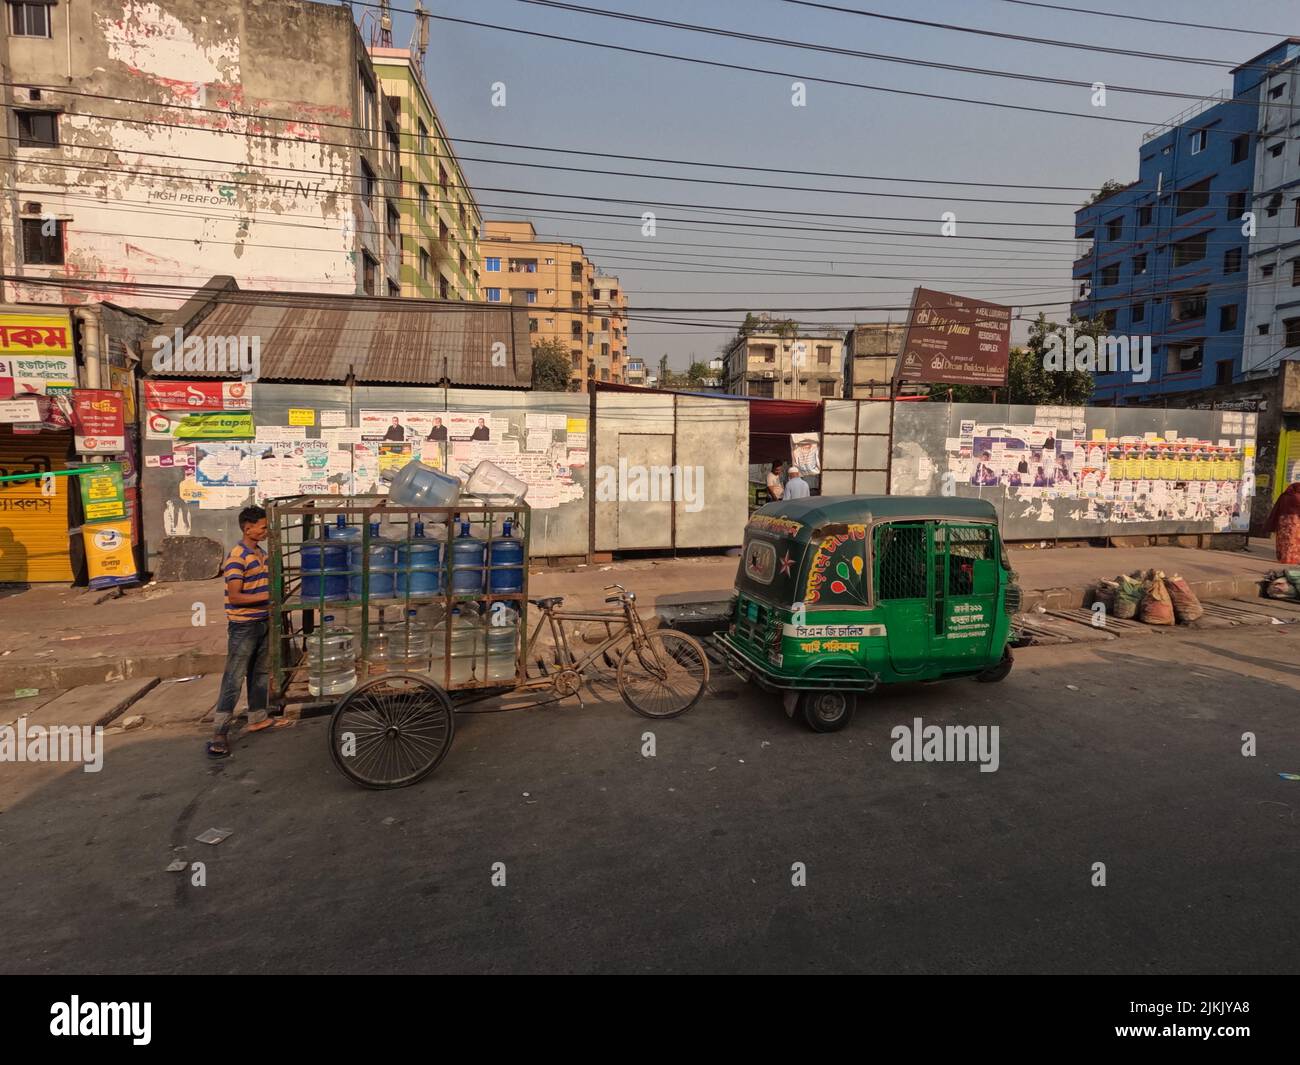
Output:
top-left (708, 632), bottom-right (878, 693)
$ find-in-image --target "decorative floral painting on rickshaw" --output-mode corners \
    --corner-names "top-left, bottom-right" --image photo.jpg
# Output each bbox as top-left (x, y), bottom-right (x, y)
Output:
top-left (804, 525), bottom-right (867, 605)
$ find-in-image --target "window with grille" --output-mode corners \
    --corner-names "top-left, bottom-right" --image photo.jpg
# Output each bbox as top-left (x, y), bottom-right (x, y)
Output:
top-left (875, 523), bottom-right (928, 600)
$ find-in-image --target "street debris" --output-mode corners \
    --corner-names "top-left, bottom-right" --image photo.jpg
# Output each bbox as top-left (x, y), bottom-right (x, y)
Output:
top-left (1278, 772), bottom-right (1300, 782)
top-left (166, 860), bottom-right (188, 872)
top-left (121, 715), bottom-right (145, 731)
top-left (1066, 684), bottom-right (1079, 691)
top-left (13, 688), bottom-right (38, 698)
top-left (381, 816), bottom-right (399, 826)
top-left (195, 828), bottom-right (233, 845)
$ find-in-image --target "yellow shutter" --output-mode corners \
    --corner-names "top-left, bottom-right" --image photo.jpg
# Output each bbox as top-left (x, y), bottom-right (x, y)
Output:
top-left (0, 427), bottom-right (75, 583)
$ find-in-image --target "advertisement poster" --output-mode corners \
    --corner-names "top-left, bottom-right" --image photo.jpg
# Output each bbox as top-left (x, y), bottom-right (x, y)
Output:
top-left (195, 442), bottom-right (257, 486)
top-left (173, 412), bottom-right (254, 440)
top-left (0, 354), bottom-right (77, 398)
top-left (378, 442), bottom-right (413, 477)
top-left (143, 380), bottom-right (253, 411)
top-left (361, 410), bottom-right (411, 441)
top-left (82, 520), bottom-right (138, 590)
top-left (448, 412), bottom-right (492, 441)
top-left (72, 389), bottom-right (127, 453)
top-left (940, 419), bottom-right (1250, 529)
top-left (78, 463), bottom-right (127, 523)
top-left (895, 288), bottom-right (1012, 387)
top-left (108, 365), bottom-right (137, 422)
top-left (791, 432), bottom-right (821, 475)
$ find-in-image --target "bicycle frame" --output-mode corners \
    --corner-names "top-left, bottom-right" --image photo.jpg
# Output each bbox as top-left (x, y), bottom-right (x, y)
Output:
top-left (524, 599), bottom-right (646, 680)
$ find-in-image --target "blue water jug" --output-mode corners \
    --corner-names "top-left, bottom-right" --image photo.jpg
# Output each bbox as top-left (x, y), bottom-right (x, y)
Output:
top-left (489, 519), bottom-right (525, 593)
top-left (326, 513), bottom-right (362, 543)
top-left (395, 520), bottom-right (443, 598)
top-left (300, 539), bottom-right (348, 601)
top-left (349, 521), bottom-right (397, 598)
top-left (450, 520), bottom-right (486, 595)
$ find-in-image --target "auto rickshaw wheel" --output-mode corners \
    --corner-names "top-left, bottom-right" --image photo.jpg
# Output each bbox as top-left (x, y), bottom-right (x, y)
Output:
top-left (975, 647), bottom-right (1014, 684)
top-left (800, 691), bottom-right (856, 733)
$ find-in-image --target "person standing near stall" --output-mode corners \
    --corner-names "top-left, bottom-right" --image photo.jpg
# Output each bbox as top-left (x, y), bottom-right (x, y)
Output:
top-left (766, 461), bottom-right (785, 502)
top-left (784, 465), bottom-right (811, 499)
top-left (1265, 481), bottom-right (1300, 564)
top-left (206, 505), bottom-right (291, 758)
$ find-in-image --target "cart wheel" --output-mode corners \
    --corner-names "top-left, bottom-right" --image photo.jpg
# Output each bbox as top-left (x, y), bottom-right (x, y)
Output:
top-left (800, 691), bottom-right (856, 733)
top-left (617, 631), bottom-right (709, 719)
top-left (975, 647), bottom-right (1014, 684)
top-left (328, 673), bottom-right (455, 789)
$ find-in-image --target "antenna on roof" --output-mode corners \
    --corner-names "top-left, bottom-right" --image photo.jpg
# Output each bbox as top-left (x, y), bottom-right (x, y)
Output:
top-left (379, 0), bottom-right (393, 46)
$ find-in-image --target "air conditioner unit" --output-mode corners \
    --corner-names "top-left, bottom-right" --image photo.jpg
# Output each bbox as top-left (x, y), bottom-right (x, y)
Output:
top-left (763, 370), bottom-right (775, 379)
top-left (22, 201), bottom-right (42, 215)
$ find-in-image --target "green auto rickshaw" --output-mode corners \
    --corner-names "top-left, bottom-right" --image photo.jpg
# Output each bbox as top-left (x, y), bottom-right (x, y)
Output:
top-left (711, 496), bottom-right (1020, 732)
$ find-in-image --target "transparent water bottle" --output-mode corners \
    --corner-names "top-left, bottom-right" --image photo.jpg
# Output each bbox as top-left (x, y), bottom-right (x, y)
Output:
top-left (387, 460), bottom-right (462, 507)
top-left (381, 609), bottom-right (433, 671)
top-left (366, 626), bottom-right (392, 676)
top-left (306, 616), bottom-right (357, 697)
top-left (485, 604), bottom-right (519, 682)
top-left (460, 460), bottom-right (528, 501)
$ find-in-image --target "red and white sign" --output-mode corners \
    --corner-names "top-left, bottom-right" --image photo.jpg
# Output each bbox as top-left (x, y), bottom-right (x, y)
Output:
top-left (72, 389), bottom-right (127, 453)
top-left (144, 379), bottom-right (253, 411)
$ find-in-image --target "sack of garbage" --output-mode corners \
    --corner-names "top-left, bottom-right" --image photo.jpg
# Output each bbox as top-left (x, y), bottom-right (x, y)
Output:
top-left (1165, 573), bottom-right (1204, 623)
top-left (1138, 570), bottom-right (1175, 625)
top-left (1112, 573), bottom-right (1143, 619)
top-left (1267, 576), bottom-right (1299, 600)
top-left (1284, 567), bottom-right (1300, 593)
top-left (1089, 579), bottom-right (1118, 612)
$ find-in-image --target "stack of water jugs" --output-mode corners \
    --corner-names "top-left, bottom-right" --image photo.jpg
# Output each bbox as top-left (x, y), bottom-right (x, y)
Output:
top-left (300, 459), bottom-right (526, 694)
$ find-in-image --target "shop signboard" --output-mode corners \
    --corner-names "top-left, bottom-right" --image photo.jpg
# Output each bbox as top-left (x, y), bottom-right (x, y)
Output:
top-left (78, 462), bottom-right (127, 523)
top-left (144, 379), bottom-right (253, 411)
top-left (72, 389), bottom-right (126, 453)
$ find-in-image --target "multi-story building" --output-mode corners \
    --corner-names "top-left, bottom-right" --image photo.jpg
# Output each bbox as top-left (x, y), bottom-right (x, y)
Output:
top-left (2, 0), bottom-right (402, 307)
top-left (1071, 41), bottom-right (1298, 403)
top-left (370, 45), bottom-right (481, 301)
top-left (590, 274), bottom-right (627, 384)
top-left (624, 357), bottom-right (647, 385)
top-left (479, 221), bottom-right (626, 390)
top-left (842, 322), bottom-right (910, 398)
top-left (1243, 42), bottom-right (1300, 377)
top-left (723, 325), bottom-right (844, 400)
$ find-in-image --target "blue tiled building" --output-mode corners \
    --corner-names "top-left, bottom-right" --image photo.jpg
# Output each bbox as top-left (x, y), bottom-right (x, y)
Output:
top-left (1071, 41), bottom-right (1300, 404)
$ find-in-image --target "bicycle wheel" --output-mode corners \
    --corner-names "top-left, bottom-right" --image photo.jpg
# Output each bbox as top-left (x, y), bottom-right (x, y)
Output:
top-left (617, 630), bottom-right (709, 719)
top-left (328, 673), bottom-right (455, 789)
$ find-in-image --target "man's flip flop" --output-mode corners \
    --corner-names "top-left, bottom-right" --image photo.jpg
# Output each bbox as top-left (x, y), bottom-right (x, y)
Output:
top-left (245, 718), bottom-right (294, 734)
top-left (206, 741), bottom-right (230, 759)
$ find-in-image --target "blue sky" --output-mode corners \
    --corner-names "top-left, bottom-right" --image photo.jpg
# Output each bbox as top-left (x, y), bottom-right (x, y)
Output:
top-left (366, 0), bottom-right (1299, 369)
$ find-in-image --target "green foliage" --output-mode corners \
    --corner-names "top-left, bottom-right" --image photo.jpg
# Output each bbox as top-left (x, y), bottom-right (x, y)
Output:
top-left (685, 360), bottom-right (710, 385)
top-left (1084, 179), bottom-right (1128, 207)
top-left (944, 313), bottom-right (1096, 405)
top-left (531, 338), bottom-right (573, 392)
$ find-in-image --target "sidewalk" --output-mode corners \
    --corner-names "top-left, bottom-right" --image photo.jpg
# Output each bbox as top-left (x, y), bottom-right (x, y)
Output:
top-left (0, 541), bottom-right (1286, 692)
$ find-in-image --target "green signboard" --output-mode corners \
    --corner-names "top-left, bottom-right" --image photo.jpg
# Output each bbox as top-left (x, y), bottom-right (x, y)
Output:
top-left (78, 462), bottom-right (126, 523)
top-left (173, 412), bottom-right (254, 440)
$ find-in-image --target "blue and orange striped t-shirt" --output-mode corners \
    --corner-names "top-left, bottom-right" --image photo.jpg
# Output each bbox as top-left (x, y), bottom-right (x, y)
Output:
top-left (223, 542), bottom-right (270, 622)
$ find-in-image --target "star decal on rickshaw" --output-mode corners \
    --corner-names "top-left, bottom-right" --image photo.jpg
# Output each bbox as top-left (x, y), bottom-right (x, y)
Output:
top-left (778, 550), bottom-right (795, 576)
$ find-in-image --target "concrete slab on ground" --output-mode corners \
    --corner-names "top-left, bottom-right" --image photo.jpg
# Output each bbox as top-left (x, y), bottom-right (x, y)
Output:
top-left (34, 677), bottom-right (160, 729)
top-left (126, 674), bottom-right (220, 729)
top-left (0, 688), bottom-right (66, 727)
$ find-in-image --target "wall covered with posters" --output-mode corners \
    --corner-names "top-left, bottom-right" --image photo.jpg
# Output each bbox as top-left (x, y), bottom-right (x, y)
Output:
top-left (889, 402), bottom-right (1258, 540)
top-left (139, 383), bottom-right (591, 567)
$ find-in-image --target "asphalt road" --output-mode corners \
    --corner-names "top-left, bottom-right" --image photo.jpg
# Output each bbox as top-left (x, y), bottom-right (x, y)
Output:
top-left (2, 626), bottom-right (1297, 974)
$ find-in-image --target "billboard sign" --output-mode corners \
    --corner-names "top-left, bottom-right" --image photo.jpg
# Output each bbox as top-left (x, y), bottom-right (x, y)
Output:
top-left (895, 288), bottom-right (1012, 387)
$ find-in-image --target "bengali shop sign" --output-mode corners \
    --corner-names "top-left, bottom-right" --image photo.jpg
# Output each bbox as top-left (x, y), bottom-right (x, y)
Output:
top-left (895, 288), bottom-right (1012, 387)
top-left (0, 310), bottom-right (74, 358)
top-left (143, 379), bottom-right (253, 411)
top-left (72, 389), bottom-right (127, 453)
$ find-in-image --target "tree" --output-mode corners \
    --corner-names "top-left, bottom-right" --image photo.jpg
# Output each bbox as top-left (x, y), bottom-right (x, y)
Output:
top-left (945, 313), bottom-right (1095, 405)
top-left (531, 338), bottom-right (573, 392)
top-left (1084, 179), bottom-right (1128, 207)
top-left (685, 360), bottom-right (710, 386)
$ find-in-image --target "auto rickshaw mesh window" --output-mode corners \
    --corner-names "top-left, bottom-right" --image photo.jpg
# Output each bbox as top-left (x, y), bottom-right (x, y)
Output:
top-left (939, 525), bottom-right (995, 597)
top-left (875, 523), bottom-right (928, 600)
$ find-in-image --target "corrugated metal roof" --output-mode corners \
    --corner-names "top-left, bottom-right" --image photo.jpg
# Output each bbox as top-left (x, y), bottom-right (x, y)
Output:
top-left (146, 287), bottom-right (532, 388)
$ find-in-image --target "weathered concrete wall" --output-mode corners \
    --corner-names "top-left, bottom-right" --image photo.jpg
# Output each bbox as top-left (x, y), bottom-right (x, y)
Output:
top-left (594, 391), bottom-right (748, 551)
top-left (2, 0), bottom-right (392, 308)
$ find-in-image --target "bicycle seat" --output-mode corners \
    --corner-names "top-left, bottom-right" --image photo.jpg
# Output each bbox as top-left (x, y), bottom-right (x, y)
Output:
top-left (529, 596), bottom-right (565, 609)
